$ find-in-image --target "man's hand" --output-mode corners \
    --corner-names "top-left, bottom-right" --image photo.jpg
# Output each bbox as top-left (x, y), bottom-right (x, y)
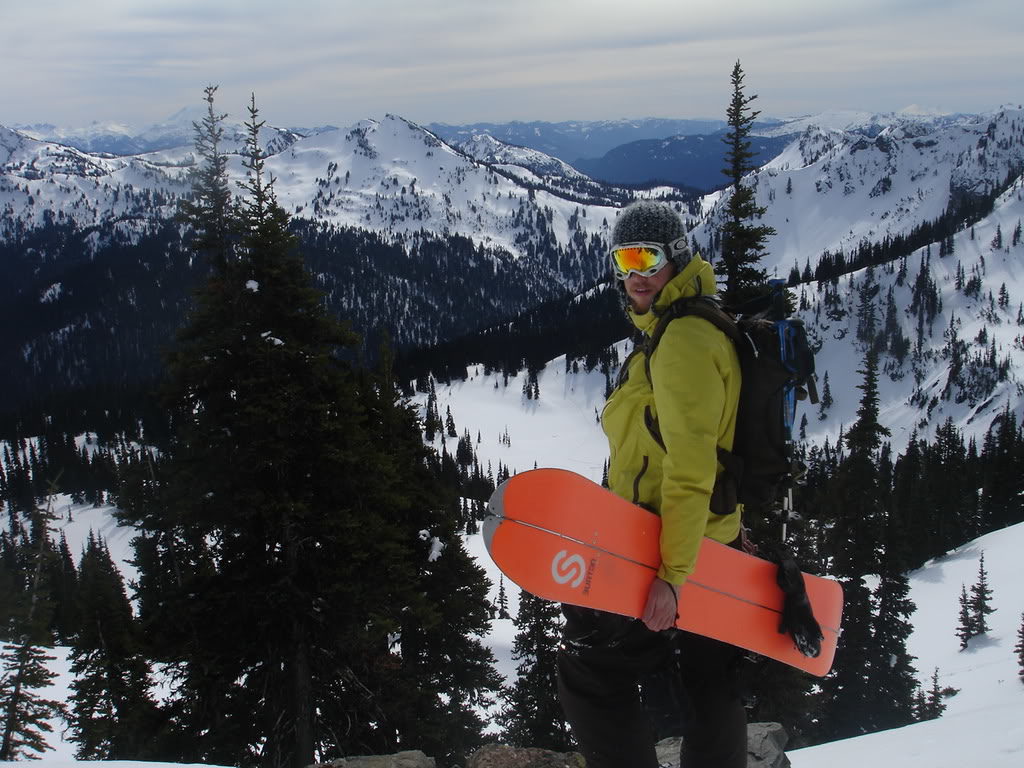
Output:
top-left (641, 578), bottom-right (679, 631)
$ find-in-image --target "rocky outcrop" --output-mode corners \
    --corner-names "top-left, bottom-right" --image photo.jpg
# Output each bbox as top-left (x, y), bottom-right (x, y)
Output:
top-left (466, 744), bottom-right (585, 768)
top-left (313, 722), bottom-right (789, 768)
top-left (315, 750), bottom-right (435, 768)
top-left (654, 722), bottom-right (790, 768)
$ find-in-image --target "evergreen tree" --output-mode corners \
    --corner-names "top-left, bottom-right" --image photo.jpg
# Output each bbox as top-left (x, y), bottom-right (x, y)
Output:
top-left (177, 85), bottom-right (235, 271)
top-left (869, 457), bottom-right (918, 731)
top-left (817, 371), bottom-right (833, 420)
top-left (870, 569), bottom-right (917, 729)
top-left (916, 668), bottom-right (947, 720)
top-left (424, 383), bottom-right (440, 442)
top-left (832, 347), bottom-right (889, 576)
top-left (496, 575), bottom-right (511, 620)
top-left (67, 534), bottom-right (158, 759)
top-left (49, 532), bottom-right (79, 643)
top-left (719, 60), bottom-right (775, 305)
top-left (0, 532), bottom-right (19, 641)
top-left (0, 498), bottom-right (63, 759)
top-left (497, 591), bottom-right (571, 751)
top-left (998, 282), bottom-right (1010, 309)
top-left (456, 429), bottom-right (475, 467)
top-left (130, 91), bottom-right (497, 768)
top-left (968, 552), bottom-right (995, 634)
top-left (0, 643), bottom-right (63, 759)
top-left (817, 347), bottom-right (890, 740)
top-left (1015, 612), bottom-right (1024, 682)
top-left (444, 406), bottom-right (457, 438)
top-left (956, 584), bottom-right (974, 650)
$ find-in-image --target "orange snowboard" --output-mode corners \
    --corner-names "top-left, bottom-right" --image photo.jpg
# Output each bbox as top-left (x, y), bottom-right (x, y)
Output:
top-left (483, 468), bottom-right (842, 676)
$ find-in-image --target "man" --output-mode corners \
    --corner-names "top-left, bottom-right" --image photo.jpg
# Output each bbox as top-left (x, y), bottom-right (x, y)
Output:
top-left (557, 201), bottom-right (747, 768)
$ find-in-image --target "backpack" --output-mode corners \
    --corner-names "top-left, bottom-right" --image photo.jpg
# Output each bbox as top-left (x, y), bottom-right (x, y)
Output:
top-left (644, 281), bottom-right (819, 520)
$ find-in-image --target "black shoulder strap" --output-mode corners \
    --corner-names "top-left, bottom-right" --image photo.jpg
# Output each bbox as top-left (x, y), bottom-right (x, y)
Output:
top-left (644, 296), bottom-right (742, 381)
top-left (643, 296), bottom-right (746, 490)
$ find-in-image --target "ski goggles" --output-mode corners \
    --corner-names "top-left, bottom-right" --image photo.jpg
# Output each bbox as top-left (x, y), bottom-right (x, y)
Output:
top-left (610, 242), bottom-right (673, 280)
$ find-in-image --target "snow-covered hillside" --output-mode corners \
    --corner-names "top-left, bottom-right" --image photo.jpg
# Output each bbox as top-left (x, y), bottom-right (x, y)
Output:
top-left (693, 107), bottom-right (1024, 281)
top-left (798, 171), bottom-right (1024, 452)
top-left (15, 377), bottom-right (1023, 764)
top-left (263, 115), bottom-right (619, 256)
top-left (420, 356), bottom-right (1024, 765)
top-left (789, 522), bottom-right (1024, 767)
top-left (8, 105), bottom-right (1020, 276)
top-left (13, 106), bottom-right (311, 157)
top-left (1, 113), bottom-right (625, 260)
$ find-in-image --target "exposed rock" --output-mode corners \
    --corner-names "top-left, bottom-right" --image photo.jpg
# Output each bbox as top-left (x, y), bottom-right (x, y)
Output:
top-left (314, 750), bottom-right (435, 768)
top-left (466, 743), bottom-right (585, 768)
top-left (654, 722), bottom-right (791, 768)
top-left (317, 723), bottom-right (788, 768)
top-left (746, 722), bottom-right (791, 768)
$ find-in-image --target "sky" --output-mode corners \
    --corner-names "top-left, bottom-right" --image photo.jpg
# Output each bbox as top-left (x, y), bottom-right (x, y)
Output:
top-left (3, 0), bottom-right (1022, 130)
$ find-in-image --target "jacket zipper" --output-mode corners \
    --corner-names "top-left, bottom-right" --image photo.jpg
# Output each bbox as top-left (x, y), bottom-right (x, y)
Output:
top-left (632, 455), bottom-right (649, 505)
top-left (644, 405), bottom-right (665, 451)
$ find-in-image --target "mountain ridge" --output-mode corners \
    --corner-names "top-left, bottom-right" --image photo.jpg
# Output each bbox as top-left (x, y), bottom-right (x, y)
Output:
top-left (2, 104), bottom-right (1023, 444)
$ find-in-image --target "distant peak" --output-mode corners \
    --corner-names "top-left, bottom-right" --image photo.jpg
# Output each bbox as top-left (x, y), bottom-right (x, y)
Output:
top-left (898, 104), bottom-right (951, 117)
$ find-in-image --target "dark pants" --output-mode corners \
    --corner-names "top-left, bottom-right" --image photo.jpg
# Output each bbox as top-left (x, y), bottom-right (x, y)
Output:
top-left (557, 606), bottom-right (747, 768)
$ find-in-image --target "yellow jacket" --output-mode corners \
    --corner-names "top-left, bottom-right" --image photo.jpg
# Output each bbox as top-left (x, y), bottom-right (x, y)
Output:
top-left (602, 255), bottom-right (742, 585)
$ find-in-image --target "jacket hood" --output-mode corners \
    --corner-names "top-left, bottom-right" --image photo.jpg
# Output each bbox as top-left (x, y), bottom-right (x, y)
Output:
top-left (628, 255), bottom-right (718, 335)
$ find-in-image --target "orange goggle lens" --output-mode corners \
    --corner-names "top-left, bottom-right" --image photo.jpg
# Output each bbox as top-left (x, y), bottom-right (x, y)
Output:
top-left (610, 243), bottom-right (669, 279)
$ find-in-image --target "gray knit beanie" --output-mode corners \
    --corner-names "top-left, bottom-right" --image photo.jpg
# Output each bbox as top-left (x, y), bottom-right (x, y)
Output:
top-left (610, 201), bottom-right (691, 269)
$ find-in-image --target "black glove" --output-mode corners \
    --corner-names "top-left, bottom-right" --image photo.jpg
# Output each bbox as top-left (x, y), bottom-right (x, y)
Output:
top-left (776, 556), bottom-right (823, 658)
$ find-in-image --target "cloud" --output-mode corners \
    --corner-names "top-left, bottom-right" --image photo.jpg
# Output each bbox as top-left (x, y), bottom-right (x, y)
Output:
top-left (2, 0), bottom-right (1021, 127)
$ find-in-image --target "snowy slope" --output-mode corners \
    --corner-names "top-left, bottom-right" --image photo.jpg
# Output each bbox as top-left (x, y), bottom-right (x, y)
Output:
top-left (19, 419), bottom-right (1024, 764)
top-left (5, 106), bottom-right (1021, 296)
top-left (693, 107), bottom-right (1024, 281)
top-left (421, 361), bottom-right (1024, 764)
top-left (262, 115), bottom-right (619, 256)
top-left (1, 114), bottom-right (623, 261)
top-left (14, 107), bottom-right (308, 157)
top-left (788, 523), bottom-right (1024, 768)
top-left (799, 172), bottom-right (1024, 453)
top-left (6, 337), bottom-right (1024, 761)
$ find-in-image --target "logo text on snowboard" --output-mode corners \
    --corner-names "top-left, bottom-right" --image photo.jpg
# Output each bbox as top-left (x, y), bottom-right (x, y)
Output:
top-left (551, 550), bottom-right (587, 589)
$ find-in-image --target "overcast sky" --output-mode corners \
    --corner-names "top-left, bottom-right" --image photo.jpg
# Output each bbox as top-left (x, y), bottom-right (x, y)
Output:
top-left (3, 0), bottom-right (1021, 129)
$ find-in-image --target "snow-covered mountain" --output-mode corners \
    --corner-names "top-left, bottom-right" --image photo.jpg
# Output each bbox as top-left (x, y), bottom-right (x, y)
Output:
top-left (6, 102), bottom-right (1024, 767)
top-left (692, 106), bottom-right (1024, 278)
top-left (1, 113), bottom-right (626, 258)
top-left (797, 173), bottom-right (1024, 452)
top-left (6, 106), bottom-right (1020, 269)
top-left (571, 130), bottom-right (792, 189)
top-left (262, 115), bottom-right (622, 256)
top-left (427, 117), bottom-right (738, 166)
top-left (3, 103), bottom-right (1024, 443)
top-left (671, 106), bottom-right (1024, 450)
top-left (12, 107), bottom-right (316, 157)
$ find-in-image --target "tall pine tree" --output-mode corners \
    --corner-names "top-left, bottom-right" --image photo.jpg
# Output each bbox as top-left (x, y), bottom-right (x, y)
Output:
top-left (719, 60), bottom-right (775, 305)
top-left (817, 347), bottom-right (891, 740)
top-left (497, 591), bottom-right (571, 751)
top-left (0, 497), bottom-right (64, 759)
top-left (127, 91), bottom-right (497, 768)
top-left (1015, 612), bottom-right (1024, 682)
top-left (67, 533), bottom-right (159, 759)
top-left (968, 552), bottom-right (995, 635)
